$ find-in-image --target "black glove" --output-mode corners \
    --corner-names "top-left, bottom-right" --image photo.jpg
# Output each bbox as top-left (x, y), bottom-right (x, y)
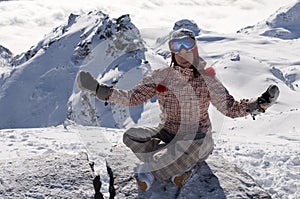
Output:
top-left (76, 71), bottom-right (112, 101)
top-left (247, 85), bottom-right (280, 119)
top-left (76, 71), bottom-right (98, 94)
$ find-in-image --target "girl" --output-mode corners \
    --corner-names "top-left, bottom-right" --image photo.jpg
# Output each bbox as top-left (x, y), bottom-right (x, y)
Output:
top-left (76, 28), bottom-right (279, 191)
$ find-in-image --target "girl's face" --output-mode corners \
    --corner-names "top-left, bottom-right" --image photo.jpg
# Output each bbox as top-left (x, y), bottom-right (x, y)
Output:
top-left (174, 48), bottom-right (194, 68)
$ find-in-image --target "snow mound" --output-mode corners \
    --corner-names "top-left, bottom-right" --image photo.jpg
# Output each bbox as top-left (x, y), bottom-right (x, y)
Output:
top-left (238, 1), bottom-right (300, 39)
top-left (106, 144), bottom-right (271, 199)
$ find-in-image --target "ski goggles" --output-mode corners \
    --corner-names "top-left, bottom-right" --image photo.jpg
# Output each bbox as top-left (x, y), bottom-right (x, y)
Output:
top-left (168, 37), bottom-right (196, 53)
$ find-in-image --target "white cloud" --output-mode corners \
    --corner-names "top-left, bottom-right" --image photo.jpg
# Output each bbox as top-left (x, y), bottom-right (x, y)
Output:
top-left (0, 0), bottom-right (296, 54)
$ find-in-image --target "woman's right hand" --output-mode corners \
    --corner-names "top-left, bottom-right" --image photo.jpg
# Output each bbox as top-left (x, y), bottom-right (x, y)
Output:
top-left (76, 70), bottom-right (112, 101)
top-left (76, 71), bottom-right (98, 94)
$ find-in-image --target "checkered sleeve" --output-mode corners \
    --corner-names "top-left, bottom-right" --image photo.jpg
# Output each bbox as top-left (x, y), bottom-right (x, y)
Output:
top-left (108, 73), bottom-right (157, 106)
top-left (204, 76), bottom-right (249, 118)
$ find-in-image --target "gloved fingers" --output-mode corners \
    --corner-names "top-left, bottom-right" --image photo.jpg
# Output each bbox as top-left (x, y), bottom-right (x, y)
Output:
top-left (257, 97), bottom-right (267, 111)
top-left (260, 84), bottom-right (280, 109)
top-left (76, 71), bottom-right (84, 88)
top-left (79, 71), bottom-right (93, 83)
top-left (267, 85), bottom-right (280, 98)
top-left (76, 70), bottom-right (96, 92)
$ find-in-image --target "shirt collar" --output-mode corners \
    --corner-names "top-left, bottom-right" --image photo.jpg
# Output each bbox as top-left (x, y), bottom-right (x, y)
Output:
top-left (174, 65), bottom-right (194, 80)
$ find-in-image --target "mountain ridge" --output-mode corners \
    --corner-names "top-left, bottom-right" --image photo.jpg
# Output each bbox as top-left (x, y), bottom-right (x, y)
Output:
top-left (0, 11), bottom-right (147, 129)
top-left (237, 1), bottom-right (300, 39)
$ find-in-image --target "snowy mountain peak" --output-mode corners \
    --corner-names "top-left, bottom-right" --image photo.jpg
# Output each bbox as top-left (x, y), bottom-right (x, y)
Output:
top-left (11, 11), bottom-right (144, 67)
top-left (238, 1), bottom-right (300, 39)
top-left (10, 12), bottom-right (80, 67)
top-left (73, 13), bottom-right (144, 63)
top-left (0, 10), bottom-right (147, 129)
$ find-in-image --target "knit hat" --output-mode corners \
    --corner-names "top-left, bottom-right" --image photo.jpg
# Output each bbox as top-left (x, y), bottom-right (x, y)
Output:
top-left (170, 28), bottom-right (196, 40)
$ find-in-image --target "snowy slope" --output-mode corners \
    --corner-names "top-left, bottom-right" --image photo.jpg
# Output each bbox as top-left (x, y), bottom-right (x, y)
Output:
top-left (0, 11), bottom-right (154, 129)
top-left (238, 0), bottom-right (300, 39)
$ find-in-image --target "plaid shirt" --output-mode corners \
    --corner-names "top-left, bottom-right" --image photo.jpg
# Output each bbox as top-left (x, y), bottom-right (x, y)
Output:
top-left (108, 66), bottom-right (249, 134)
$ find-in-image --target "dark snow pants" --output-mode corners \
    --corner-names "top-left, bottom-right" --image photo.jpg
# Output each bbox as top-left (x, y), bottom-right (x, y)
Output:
top-left (123, 126), bottom-right (214, 181)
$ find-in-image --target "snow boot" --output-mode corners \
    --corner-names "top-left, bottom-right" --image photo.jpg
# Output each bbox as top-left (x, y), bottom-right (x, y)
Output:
top-left (171, 164), bottom-right (198, 187)
top-left (134, 164), bottom-right (154, 192)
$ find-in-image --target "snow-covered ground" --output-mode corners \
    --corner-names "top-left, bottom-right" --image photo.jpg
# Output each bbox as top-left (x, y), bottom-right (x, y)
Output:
top-left (0, 0), bottom-right (300, 198)
top-left (0, 124), bottom-right (124, 197)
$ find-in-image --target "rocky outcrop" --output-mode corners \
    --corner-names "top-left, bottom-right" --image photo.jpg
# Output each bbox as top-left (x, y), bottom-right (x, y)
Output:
top-left (106, 144), bottom-right (271, 199)
top-left (0, 45), bottom-right (12, 67)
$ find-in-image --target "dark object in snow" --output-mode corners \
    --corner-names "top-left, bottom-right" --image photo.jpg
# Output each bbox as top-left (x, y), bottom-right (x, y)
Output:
top-left (106, 160), bottom-right (116, 199)
top-left (230, 52), bottom-right (240, 61)
top-left (93, 175), bottom-right (104, 199)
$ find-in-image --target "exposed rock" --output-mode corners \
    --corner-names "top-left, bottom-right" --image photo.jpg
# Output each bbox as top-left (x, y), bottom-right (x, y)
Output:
top-left (229, 51), bottom-right (240, 62)
top-left (0, 45), bottom-right (12, 67)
